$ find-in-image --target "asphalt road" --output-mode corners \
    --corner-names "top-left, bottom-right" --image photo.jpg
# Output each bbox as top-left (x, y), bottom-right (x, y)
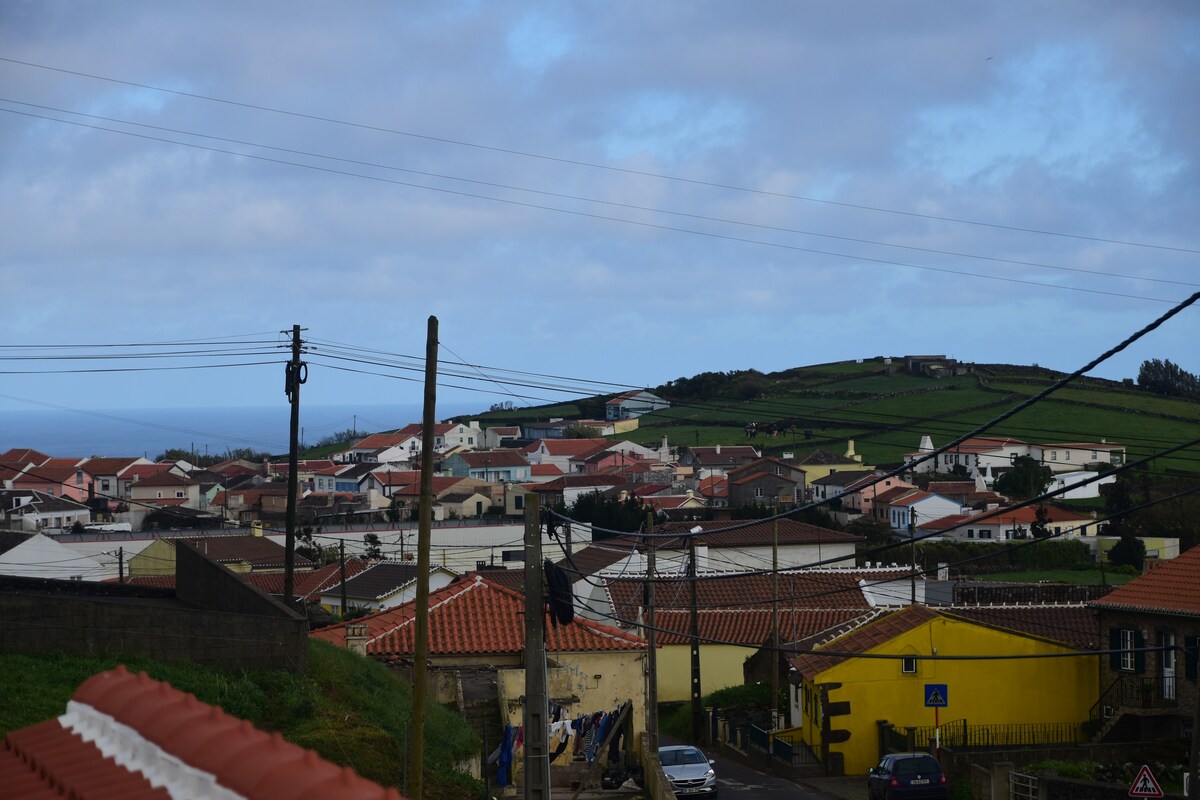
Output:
top-left (661, 737), bottom-right (837, 800)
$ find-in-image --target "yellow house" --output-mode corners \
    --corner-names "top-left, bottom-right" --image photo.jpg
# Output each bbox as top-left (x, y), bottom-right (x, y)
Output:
top-left (789, 604), bottom-right (1099, 775)
top-left (605, 572), bottom-right (877, 703)
top-left (128, 533), bottom-right (312, 577)
top-left (792, 440), bottom-right (874, 485)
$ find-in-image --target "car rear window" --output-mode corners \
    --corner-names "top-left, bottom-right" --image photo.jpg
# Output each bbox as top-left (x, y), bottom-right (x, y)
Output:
top-left (896, 756), bottom-right (940, 775)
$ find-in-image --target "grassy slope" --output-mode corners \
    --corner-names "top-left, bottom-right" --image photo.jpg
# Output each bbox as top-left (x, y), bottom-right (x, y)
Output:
top-left (487, 361), bottom-right (1198, 473)
top-left (0, 641), bottom-right (481, 799)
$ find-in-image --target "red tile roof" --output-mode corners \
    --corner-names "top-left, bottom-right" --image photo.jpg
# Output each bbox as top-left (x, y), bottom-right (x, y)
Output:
top-left (0, 448), bottom-right (51, 465)
top-left (1, 665), bottom-right (403, 799)
top-left (651, 607), bottom-right (873, 646)
top-left (791, 605), bottom-right (941, 678)
top-left (1089, 544), bottom-right (1200, 616)
top-left (458, 449), bottom-right (530, 467)
top-left (349, 433), bottom-right (415, 450)
top-left (534, 438), bottom-right (611, 456)
top-left (80, 457), bottom-right (145, 476)
top-left (605, 571), bottom-right (872, 623)
top-left (312, 574), bottom-right (646, 658)
top-left (943, 605), bottom-right (1099, 650)
top-left (531, 464), bottom-right (564, 477)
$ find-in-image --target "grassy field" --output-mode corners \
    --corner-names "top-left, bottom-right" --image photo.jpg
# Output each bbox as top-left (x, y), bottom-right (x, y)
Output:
top-left (973, 569), bottom-right (1135, 585)
top-left (0, 641), bottom-right (481, 799)
top-left (457, 359), bottom-right (1199, 476)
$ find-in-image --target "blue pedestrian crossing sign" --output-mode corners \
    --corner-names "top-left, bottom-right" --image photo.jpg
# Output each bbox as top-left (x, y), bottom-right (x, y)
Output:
top-left (924, 684), bottom-right (948, 707)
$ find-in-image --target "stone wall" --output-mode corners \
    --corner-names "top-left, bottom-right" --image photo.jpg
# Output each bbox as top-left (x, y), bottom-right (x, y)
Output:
top-left (0, 544), bottom-right (307, 672)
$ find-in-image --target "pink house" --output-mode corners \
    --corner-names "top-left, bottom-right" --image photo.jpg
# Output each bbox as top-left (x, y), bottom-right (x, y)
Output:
top-left (12, 464), bottom-right (96, 503)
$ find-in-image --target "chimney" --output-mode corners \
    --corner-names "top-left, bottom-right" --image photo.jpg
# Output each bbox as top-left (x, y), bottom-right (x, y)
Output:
top-left (345, 623), bottom-right (367, 656)
top-left (845, 439), bottom-right (860, 462)
top-left (918, 435), bottom-right (934, 453)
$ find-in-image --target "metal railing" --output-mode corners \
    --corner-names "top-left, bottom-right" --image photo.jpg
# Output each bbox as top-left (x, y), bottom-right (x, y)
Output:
top-left (883, 719), bottom-right (1087, 752)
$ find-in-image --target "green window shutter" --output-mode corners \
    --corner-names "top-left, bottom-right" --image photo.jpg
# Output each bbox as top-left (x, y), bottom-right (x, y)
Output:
top-left (1186, 635), bottom-right (1198, 681)
top-left (1108, 628), bottom-right (1122, 670)
top-left (1134, 630), bottom-right (1146, 674)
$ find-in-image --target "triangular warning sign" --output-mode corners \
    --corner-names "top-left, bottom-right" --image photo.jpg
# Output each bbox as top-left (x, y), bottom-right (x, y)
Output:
top-left (1128, 764), bottom-right (1164, 798)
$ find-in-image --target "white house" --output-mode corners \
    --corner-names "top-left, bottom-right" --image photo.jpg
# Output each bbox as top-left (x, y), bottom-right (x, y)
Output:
top-left (605, 390), bottom-right (670, 421)
top-left (1048, 470), bottom-right (1116, 500)
top-left (1032, 442), bottom-right (1126, 472)
top-left (0, 531), bottom-right (107, 581)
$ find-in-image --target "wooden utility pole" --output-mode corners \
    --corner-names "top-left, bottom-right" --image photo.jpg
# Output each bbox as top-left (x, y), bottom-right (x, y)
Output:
top-left (117, 546), bottom-right (124, 584)
top-left (339, 538), bottom-right (348, 616)
top-left (771, 514), bottom-right (780, 729)
top-left (523, 495), bottom-right (550, 800)
top-left (644, 513), bottom-right (659, 752)
top-left (408, 315), bottom-right (438, 800)
top-left (283, 324), bottom-right (305, 606)
top-left (688, 535), bottom-right (703, 742)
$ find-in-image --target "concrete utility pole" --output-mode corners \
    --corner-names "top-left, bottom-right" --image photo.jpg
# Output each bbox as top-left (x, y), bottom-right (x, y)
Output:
top-left (644, 513), bottom-right (659, 752)
top-left (523, 495), bottom-right (550, 800)
top-left (688, 535), bottom-right (703, 742)
top-left (408, 315), bottom-right (438, 800)
top-left (283, 324), bottom-right (306, 607)
top-left (908, 505), bottom-right (917, 605)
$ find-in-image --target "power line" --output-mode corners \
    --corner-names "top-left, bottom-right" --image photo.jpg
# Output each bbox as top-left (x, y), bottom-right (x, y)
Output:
top-left (4, 97), bottom-right (1195, 292)
top-left (3, 56), bottom-right (1197, 256)
top-left (1, 106), bottom-right (1189, 306)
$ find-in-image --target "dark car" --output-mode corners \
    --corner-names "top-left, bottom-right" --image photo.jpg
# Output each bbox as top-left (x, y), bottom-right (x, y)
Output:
top-left (867, 753), bottom-right (949, 799)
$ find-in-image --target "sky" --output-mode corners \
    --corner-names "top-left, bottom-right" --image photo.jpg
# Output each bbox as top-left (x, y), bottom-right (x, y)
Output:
top-left (1, 1), bottom-right (1198, 418)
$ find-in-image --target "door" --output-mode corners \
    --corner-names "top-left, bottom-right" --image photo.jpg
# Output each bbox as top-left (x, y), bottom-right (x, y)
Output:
top-left (1161, 631), bottom-right (1176, 701)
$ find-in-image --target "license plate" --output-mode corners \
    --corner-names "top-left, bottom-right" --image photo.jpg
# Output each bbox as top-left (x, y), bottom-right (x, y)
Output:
top-left (911, 779), bottom-right (930, 784)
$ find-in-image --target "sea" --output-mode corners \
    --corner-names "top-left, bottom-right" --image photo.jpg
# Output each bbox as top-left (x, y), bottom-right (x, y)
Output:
top-left (0, 402), bottom-right (483, 459)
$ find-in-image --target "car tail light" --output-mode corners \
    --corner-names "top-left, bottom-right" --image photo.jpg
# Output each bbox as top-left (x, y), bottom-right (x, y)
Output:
top-left (939, 774), bottom-right (947, 784)
top-left (890, 776), bottom-right (900, 788)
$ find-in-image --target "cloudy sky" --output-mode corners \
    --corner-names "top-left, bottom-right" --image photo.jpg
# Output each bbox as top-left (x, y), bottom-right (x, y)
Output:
top-left (2, 1), bottom-right (1197, 416)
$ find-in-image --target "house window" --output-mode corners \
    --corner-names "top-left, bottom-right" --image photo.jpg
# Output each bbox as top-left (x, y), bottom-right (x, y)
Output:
top-left (1092, 450), bottom-right (1099, 459)
top-left (101, 480), bottom-right (111, 492)
top-left (901, 656), bottom-right (917, 674)
top-left (175, 490), bottom-right (185, 498)
top-left (966, 529), bottom-right (975, 539)
top-left (1111, 628), bottom-right (1144, 673)
top-left (75, 470), bottom-right (84, 484)
top-left (501, 549), bottom-right (524, 563)
top-left (1050, 451), bottom-right (1057, 461)
top-left (514, 495), bottom-right (524, 509)
top-left (1064, 451), bottom-right (1071, 461)
top-left (156, 491), bottom-right (163, 499)
top-left (980, 530), bottom-right (991, 539)
top-left (754, 488), bottom-right (764, 498)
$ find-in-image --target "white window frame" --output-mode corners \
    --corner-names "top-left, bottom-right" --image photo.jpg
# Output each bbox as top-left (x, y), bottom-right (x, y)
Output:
top-left (1120, 629), bottom-right (1136, 672)
top-left (901, 656), bottom-right (917, 674)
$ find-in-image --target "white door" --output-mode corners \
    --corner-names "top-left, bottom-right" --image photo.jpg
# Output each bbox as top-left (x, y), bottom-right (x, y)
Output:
top-left (1161, 632), bottom-right (1176, 701)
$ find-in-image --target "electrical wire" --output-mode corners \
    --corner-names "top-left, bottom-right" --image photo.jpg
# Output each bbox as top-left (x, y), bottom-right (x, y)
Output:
top-left (1, 106), bottom-right (1188, 306)
top-left (3, 56), bottom-right (1197, 256)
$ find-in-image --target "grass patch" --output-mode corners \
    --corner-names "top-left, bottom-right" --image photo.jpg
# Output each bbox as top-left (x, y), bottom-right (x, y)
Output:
top-left (973, 569), bottom-right (1133, 585)
top-left (0, 641), bottom-right (481, 799)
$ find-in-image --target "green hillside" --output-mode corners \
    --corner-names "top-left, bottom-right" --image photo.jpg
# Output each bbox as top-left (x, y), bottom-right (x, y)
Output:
top-left (470, 358), bottom-right (1200, 474)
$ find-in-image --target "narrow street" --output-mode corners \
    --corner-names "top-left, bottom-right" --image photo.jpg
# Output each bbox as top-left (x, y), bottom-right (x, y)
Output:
top-left (662, 736), bottom-right (864, 800)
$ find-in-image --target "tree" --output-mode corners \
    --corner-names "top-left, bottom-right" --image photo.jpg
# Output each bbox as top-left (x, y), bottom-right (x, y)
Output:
top-left (1108, 531), bottom-right (1145, 572)
top-left (1029, 505), bottom-right (1051, 539)
top-left (362, 534), bottom-right (381, 561)
top-left (994, 456), bottom-right (1052, 499)
top-left (363, 533), bottom-right (383, 560)
top-left (1136, 358), bottom-right (1200, 398)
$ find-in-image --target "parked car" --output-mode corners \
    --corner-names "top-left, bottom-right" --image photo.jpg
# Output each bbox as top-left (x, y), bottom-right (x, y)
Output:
top-left (658, 744), bottom-right (717, 797)
top-left (867, 752), bottom-right (949, 799)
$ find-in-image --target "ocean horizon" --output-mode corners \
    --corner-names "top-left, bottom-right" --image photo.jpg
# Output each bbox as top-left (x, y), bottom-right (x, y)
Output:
top-left (0, 402), bottom-right (483, 459)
